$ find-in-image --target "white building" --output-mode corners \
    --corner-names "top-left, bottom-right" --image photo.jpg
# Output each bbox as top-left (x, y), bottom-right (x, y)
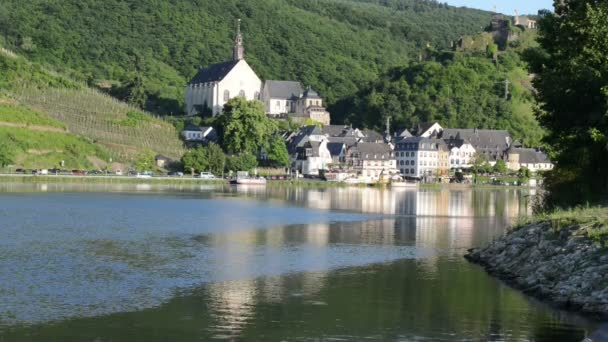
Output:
top-left (181, 124), bottom-right (217, 142)
top-left (353, 143), bottom-right (398, 181)
top-left (295, 139), bottom-right (333, 176)
top-left (261, 80), bottom-right (303, 116)
top-left (447, 140), bottom-right (476, 169)
top-left (185, 20), bottom-right (262, 116)
top-left (507, 147), bottom-right (554, 172)
top-left (394, 137), bottom-right (439, 178)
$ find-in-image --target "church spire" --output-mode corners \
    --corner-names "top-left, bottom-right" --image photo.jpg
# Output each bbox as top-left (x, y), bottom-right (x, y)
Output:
top-left (233, 19), bottom-right (244, 61)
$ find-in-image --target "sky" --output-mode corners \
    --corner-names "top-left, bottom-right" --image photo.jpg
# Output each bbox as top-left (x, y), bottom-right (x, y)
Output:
top-left (446, 0), bottom-right (554, 15)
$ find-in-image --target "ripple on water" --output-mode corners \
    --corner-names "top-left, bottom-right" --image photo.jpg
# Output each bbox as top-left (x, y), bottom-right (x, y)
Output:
top-left (0, 193), bottom-right (428, 325)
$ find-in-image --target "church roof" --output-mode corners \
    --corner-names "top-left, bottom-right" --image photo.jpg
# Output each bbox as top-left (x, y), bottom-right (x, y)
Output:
top-left (188, 60), bottom-right (239, 84)
top-left (265, 80), bottom-right (304, 100)
top-left (303, 88), bottom-right (321, 99)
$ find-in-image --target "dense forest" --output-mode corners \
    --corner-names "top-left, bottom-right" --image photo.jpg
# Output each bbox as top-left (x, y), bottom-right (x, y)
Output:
top-left (0, 0), bottom-right (489, 114)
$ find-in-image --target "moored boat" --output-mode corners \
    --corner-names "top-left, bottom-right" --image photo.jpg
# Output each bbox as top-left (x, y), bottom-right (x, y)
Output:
top-left (231, 171), bottom-right (267, 185)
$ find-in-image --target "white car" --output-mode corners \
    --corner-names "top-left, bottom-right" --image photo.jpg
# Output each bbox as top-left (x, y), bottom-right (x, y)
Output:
top-left (199, 172), bottom-right (216, 179)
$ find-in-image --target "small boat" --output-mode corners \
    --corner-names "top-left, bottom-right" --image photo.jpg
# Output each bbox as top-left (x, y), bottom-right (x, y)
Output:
top-left (231, 171), bottom-right (267, 185)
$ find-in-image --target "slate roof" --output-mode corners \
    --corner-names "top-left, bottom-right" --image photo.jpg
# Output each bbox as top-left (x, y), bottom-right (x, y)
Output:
top-left (511, 148), bottom-right (551, 164)
top-left (265, 80), bottom-right (304, 100)
top-left (441, 128), bottom-right (511, 148)
top-left (327, 142), bottom-right (345, 157)
top-left (287, 125), bottom-right (323, 154)
top-left (361, 129), bottom-right (384, 143)
top-left (296, 141), bottom-right (322, 159)
top-left (395, 128), bottom-right (413, 138)
top-left (303, 88), bottom-right (321, 99)
top-left (322, 125), bottom-right (358, 137)
top-left (411, 122), bottom-right (441, 136)
top-left (441, 128), bottom-right (511, 161)
top-left (355, 143), bottom-right (394, 160)
top-left (326, 136), bottom-right (359, 147)
top-left (183, 123), bottom-right (203, 132)
top-left (394, 137), bottom-right (438, 151)
top-left (188, 60), bottom-right (239, 84)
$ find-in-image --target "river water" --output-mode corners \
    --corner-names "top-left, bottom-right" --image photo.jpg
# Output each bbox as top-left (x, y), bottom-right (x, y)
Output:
top-left (0, 183), bottom-right (603, 341)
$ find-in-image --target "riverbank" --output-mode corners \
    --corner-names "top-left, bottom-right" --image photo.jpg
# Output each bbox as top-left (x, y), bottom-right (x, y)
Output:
top-left (0, 174), bottom-right (535, 190)
top-left (466, 207), bottom-right (608, 318)
top-left (0, 175), bottom-right (225, 185)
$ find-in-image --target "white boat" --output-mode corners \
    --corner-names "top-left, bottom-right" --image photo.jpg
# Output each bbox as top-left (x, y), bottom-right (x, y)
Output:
top-left (232, 171), bottom-right (266, 185)
top-left (235, 177), bottom-right (266, 185)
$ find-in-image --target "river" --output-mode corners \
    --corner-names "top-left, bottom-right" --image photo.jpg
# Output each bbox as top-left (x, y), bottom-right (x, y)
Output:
top-left (0, 183), bottom-right (603, 341)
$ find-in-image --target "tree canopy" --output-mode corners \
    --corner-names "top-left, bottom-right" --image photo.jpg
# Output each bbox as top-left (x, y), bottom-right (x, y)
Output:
top-left (527, 1), bottom-right (608, 206)
top-left (181, 143), bottom-right (225, 175)
top-left (217, 98), bottom-right (277, 155)
top-left (334, 50), bottom-right (544, 146)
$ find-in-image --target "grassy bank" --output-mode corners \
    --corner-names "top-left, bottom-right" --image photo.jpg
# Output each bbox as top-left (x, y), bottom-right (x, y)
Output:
top-left (515, 206), bottom-right (608, 247)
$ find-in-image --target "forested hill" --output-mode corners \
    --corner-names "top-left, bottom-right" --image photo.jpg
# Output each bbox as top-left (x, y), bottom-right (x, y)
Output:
top-left (0, 0), bottom-right (490, 113)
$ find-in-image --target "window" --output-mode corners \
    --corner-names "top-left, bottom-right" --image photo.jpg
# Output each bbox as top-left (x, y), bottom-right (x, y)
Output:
top-left (223, 90), bottom-right (230, 101)
top-left (254, 91), bottom-right (260, 100)
top-left (239, 90), bottom-right (246, 97)
top-left (276, 101), bottom-right (281, 108)
top-left (410, 168), bottom-right (415, 174)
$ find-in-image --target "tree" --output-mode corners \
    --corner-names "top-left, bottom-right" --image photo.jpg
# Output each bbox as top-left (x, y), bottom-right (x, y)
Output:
top-left (216, 97), bottom-right (277, 154)
top-left (181, 143), bottom-right (225, 175)
top-left (225, 153), bottom-right (258, 173)
top-left (181, 147), bottom-right (206, 174)
top-left (518, 166), bottom-right (531, 184)
top-left (19, 37), bottom-right (36, 52)
top-left (527, 2), bottom-right (608, 206)
top-left (124, 73), bottom-right (147, 109)
top-left (0, 143), bottom-right (14, 167)
top-left (204, 143), bottom-right (226, 176)
top-left (493, 160), bottom-right (507, 174)
top-left (134, 150), bottom-right (155, 171)
top-left (266, 135), bottom-right (290, 167)
top-left (471, 153), bottom-right (488, 174)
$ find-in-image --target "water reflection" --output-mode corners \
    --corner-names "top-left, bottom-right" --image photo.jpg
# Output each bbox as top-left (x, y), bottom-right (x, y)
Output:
top-left (0, 184), bottom-right (601, 341)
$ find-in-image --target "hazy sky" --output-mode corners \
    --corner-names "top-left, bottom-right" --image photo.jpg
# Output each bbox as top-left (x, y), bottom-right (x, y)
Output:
top-left (446, 0), bottom-right (554, 15)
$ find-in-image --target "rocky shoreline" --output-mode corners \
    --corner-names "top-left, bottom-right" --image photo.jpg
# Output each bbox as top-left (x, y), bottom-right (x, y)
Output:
top-left (465, 221), bottom-right (608, 318)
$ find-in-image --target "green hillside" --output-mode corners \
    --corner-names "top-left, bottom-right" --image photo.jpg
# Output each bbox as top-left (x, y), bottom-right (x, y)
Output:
top-left (0, 0), bottom-right (490, 113)
top-left (334, 28), bottom-right (545, 146)
top-left (0, 46), bottom-right (184, 168)
top-left (0, 100), bottom-right (110, 169)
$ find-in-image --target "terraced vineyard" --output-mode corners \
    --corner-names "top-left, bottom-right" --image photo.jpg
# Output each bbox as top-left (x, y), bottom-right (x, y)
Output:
top-left (15, 87), bottom-right (185, 162)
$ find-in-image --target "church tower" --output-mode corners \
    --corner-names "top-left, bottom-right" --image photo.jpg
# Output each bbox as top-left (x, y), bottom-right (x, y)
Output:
top-left (233, 19), bottom-right (244, 61)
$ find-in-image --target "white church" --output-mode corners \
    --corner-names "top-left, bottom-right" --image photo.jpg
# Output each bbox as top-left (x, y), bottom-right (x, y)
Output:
top-left (185, 20), bottom-right (330, 125)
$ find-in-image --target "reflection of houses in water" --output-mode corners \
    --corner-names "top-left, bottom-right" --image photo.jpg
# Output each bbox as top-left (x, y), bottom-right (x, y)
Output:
top-left (206, 279), bottom-right (257, 338)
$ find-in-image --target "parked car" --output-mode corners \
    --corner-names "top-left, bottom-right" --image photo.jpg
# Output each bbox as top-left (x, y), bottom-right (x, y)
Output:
top-left (168, 172), bottom-right (184, 177)
top-left (72, 170), bottom-right (87, 176)
top-left (199, 172), bottom-right (216, 179)
top-left (115, 170), bottom-right (123, 176)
